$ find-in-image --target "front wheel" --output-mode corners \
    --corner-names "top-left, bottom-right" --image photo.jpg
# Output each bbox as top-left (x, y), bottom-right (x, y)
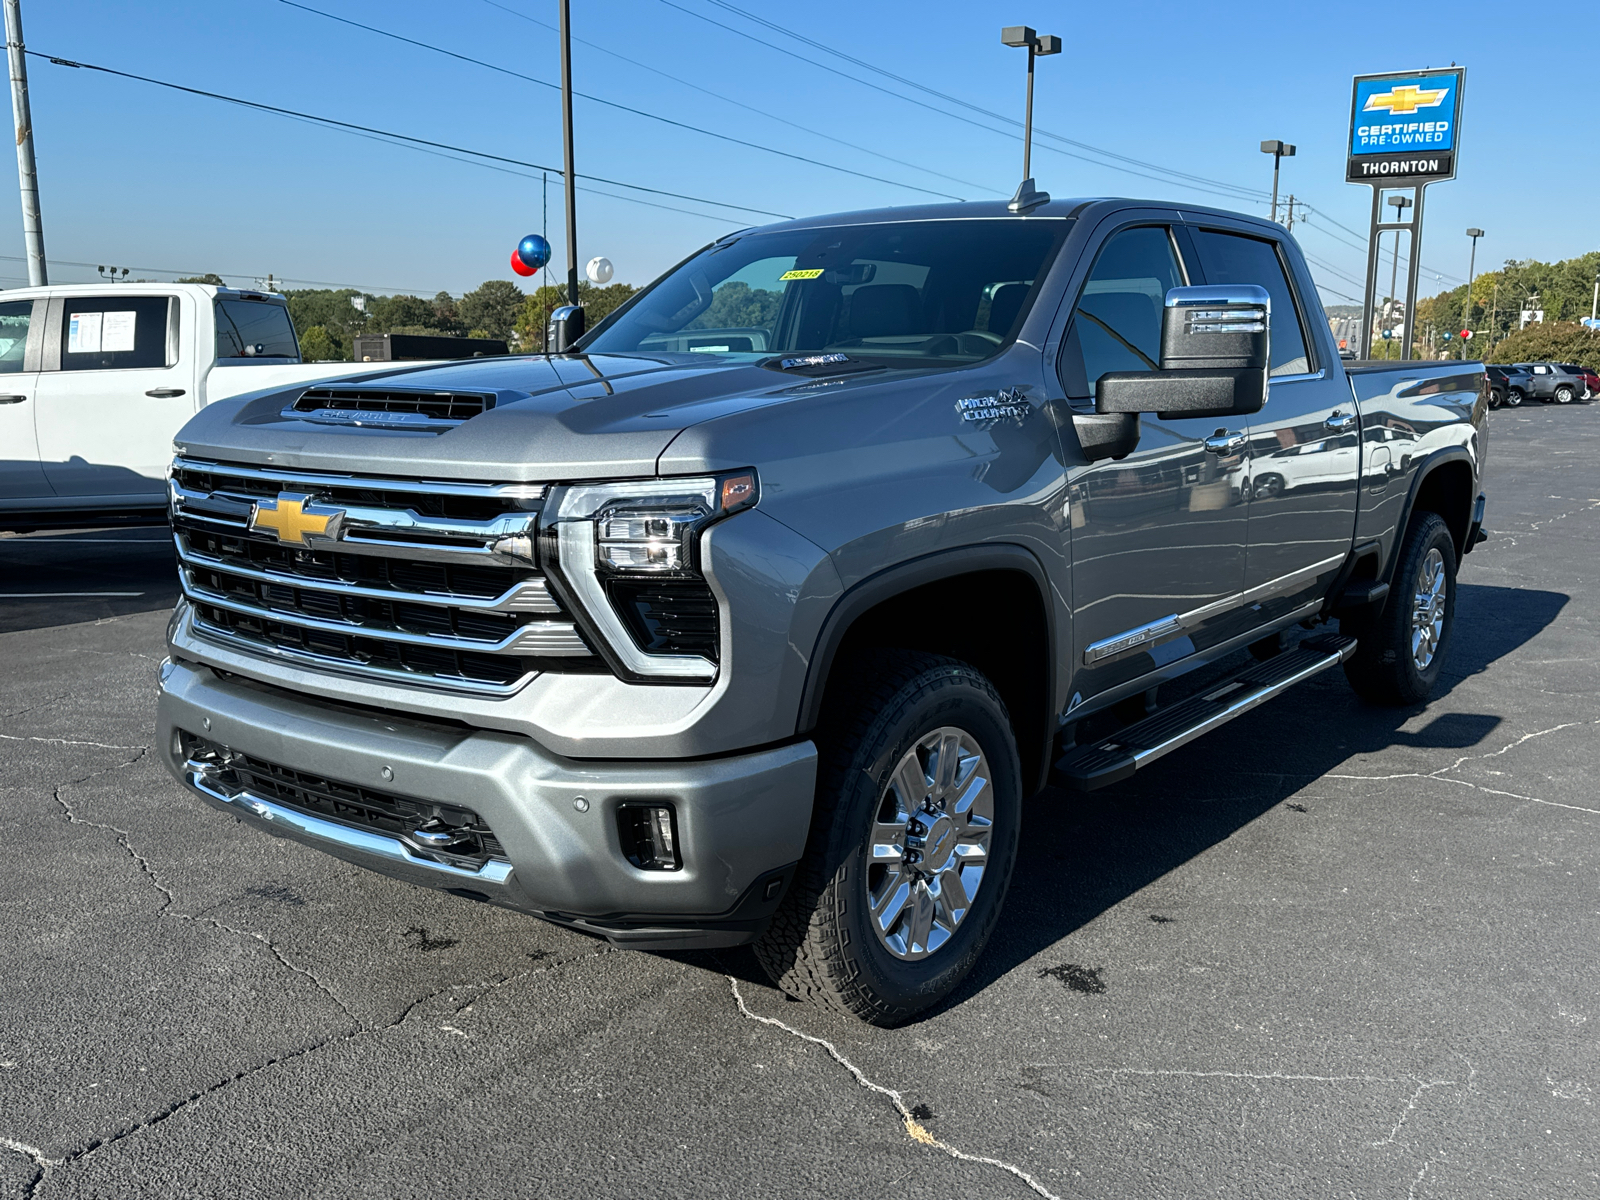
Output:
top-left (1487, 388), bottom-right (1502, 410)
top-left (1341, 511), bottom-right (1457, 706)
top-left (1555, 384), bottom-right (1576, 404)
top-left (754, 651), bottom-right (1021, 1025)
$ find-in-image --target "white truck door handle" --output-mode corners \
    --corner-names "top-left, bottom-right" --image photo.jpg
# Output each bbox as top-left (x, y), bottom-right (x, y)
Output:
top-left (1324, 410), bottom-right (1357, 430)
top-left (146, 387), bottom-right (186, 398)
top-left (0, 394), bottom-right (25, 404)
top-left (1203, 431), bottom-right (1246, 454)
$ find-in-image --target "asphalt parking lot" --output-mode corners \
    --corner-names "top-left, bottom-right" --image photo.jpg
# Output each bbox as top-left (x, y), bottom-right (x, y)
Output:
top-left (3, 402), bottom-right (1597, 1200)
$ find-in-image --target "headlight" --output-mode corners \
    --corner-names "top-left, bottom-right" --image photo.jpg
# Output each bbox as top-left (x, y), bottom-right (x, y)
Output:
top-left (547, 471), bottom-right (757, 680)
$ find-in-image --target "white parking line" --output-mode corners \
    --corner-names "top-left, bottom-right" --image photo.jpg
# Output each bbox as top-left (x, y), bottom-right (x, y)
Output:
top-left (0, 592), bottom-right (145, 598)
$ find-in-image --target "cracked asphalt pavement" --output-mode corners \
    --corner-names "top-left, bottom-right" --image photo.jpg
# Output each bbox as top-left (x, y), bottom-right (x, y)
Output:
top-left (3, 402), bottom-right (1597, 1199)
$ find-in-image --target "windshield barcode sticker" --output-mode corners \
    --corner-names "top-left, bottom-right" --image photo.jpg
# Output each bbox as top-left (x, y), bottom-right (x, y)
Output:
top-left (779, 268), bottom-right (824, 281)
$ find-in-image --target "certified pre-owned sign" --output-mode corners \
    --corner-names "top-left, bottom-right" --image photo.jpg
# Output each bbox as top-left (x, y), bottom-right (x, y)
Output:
top-left (1346, 68), bottom-right (1465, 184)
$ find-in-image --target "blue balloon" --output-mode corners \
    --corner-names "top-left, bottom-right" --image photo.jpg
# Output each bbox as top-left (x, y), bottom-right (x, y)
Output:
top-left (517, 234), bottom-right (552, 270)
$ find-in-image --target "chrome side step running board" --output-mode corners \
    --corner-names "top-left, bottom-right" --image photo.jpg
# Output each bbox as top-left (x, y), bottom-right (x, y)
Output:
top-left (1054, 633), bottom-right (1358, 791)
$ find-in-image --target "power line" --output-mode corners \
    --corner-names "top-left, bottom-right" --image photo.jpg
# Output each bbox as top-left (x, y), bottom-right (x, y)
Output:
top-left (0, 252), bottom-right (440, 294)
top-left (275, 0), bottom-right (969, 202)
top-left (33, 51), bottom-right (792, 222)
top-left (698, 0), bottom-right (1269, 203)
top-left (475, 0), bottom-right (999, 196)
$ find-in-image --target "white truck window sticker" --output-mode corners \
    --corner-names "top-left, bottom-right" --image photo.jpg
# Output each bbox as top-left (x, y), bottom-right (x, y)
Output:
top-left (67, 311), bottom-right (103, 354)
top-left (102, 310), bottom-right (137, 353)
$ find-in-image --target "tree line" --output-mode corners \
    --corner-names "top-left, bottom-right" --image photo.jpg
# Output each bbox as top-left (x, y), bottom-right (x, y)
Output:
top-left (193, 277), bottom-right (639, 361)
top-left (1411, 249), bottom-right (1599, 367)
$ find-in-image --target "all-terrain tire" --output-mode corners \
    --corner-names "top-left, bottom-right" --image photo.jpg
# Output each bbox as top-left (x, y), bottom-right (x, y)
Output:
top-left (752, 650), bottom-right (1021, 1026)
top-left (1341, 511), bottom-right (1457, 706)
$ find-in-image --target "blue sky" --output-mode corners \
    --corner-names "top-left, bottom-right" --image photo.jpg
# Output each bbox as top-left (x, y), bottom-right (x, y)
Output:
top-left (5, 0), bottom-right (1595, 307)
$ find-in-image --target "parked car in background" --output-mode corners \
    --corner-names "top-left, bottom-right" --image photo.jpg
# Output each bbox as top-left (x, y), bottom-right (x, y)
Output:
top-left (1484, 364), bottom-right (1531, 408)
top-left (1556, 363), bottom-right (1600, 400)
top-left (0, 283), bottom-right (389, 529)
top-left (1516, 362), bottom-right (1591, 404)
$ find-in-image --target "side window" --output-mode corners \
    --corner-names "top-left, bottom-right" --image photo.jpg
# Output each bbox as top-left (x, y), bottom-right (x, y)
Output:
top-left (61, 296), bottom-right (172, 371)
top-left (215, 299), bottom-right (299, 360)
top-left (1188, 230), bottom-right (1311, 376)
top-left (1058, 225), bottom-right (1185, 401)
top-left (0, 300), bottom-right (30, 374)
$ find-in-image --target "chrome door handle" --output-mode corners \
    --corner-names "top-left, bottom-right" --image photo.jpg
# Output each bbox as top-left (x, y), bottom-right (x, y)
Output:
top-left (1324, 410), bottom-right (1357, 431)
top-left (1203, 431), bottom-right (1246, 454)
top-left (0, 394), bottom-right (25, 404)
top-left (146, 387), bottom-right (186, 398)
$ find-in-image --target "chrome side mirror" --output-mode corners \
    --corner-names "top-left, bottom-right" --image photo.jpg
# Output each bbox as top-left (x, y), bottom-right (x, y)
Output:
top-left (549, 304), bottom-right (586, 353)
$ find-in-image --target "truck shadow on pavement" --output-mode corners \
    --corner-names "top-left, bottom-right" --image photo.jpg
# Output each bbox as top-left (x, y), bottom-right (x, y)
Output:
top-left (711, 582), bottom-right (1568, 1020)
top-left (0, 527), bottom-right (177, 635)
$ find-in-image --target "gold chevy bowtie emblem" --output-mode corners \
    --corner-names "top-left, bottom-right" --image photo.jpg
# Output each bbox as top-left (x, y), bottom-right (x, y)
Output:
top-left (1363, 84), bottom-right (1449, 116)
top-left (249, 492), bottom-right (344, 545)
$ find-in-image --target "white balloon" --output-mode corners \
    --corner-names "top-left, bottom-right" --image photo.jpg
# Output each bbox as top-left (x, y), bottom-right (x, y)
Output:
top-left (585, 256), bottom-right (614, 284)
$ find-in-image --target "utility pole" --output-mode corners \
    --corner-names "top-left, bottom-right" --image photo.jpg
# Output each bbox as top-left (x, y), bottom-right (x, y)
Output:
top-left (558, 0), bottom-right (579, 309)
top-left (1260, 140), bottom-right (1295, 224)
top-left (1591, 272), bottom-right (1598, 321)
top-left (1284, 195), bottom-right (1297, 230)
top-left (4, 0), bottom-right (46, 286)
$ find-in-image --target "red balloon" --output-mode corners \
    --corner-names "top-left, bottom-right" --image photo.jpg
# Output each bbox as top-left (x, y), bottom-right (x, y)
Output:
top-left (510, 250), bottom-right (537, 277)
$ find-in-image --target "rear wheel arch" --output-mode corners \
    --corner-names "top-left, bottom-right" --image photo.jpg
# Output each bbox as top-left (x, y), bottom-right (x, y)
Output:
top-left (798, 546), bottom-right (1056, 793)
top-left (1390, 450), bottom-right (1476, 572)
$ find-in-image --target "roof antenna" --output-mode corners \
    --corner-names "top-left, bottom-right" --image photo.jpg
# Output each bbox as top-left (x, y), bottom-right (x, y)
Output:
top-left (1001, 25), bottom-right (1060, 213)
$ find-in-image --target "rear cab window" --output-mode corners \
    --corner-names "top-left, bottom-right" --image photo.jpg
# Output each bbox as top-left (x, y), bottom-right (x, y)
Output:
top-left (60, 296), bottom-right (173, 371)
top-left (215, 298), bottom-right (300, 362)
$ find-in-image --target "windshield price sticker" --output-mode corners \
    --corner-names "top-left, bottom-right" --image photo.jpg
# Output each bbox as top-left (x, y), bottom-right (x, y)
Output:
top-left (1346, 68), bottom-right (1464, 183)
top-left (778, 268), bottom-right (825, 281)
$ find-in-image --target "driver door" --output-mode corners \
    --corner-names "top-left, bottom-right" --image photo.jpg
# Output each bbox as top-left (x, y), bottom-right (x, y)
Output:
top-left (1058, 224), bottom-right (1250, 700)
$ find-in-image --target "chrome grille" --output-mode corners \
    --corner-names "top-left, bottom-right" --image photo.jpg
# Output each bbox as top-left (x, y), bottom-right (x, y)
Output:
top-left (171, 457), bottom-right (591, 695)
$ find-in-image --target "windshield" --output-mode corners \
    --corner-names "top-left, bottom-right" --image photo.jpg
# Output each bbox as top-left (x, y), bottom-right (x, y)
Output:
top-left (215, 298), bottom-right (300, 360)
top-left (580, 218), bottom-right (1070, 368)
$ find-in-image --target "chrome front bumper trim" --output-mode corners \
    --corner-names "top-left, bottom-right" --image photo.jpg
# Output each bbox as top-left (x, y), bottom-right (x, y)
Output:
top-left (184, 757), bottom-right (515, 887)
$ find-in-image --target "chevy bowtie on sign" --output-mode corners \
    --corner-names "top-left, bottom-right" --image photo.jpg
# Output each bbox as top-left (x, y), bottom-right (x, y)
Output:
top-left (1346, 68), bottom-right (1465, 184)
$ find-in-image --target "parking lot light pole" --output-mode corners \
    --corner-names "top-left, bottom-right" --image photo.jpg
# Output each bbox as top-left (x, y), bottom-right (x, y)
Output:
top-left (1260, 140), bottom-right (1295, 224)
top-left (1464, 228), bottom-right (1484, 356)
top-left (1001, 26), bottom-right (1059, 211)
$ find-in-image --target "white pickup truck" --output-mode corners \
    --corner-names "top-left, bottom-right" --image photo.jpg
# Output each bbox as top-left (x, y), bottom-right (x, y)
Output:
top-left (0, 282), bottom-right (376, 528)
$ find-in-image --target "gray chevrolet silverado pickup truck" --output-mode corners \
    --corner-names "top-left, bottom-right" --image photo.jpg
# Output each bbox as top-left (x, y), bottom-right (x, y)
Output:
top-left (156, 198), bottom-right (1487, 1024)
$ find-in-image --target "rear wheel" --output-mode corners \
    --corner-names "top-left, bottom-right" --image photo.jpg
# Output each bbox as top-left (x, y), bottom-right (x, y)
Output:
top-left (1555, 384), bottom-right (1576, 404)
top-left (1487, 388), bottom-right (1502, 409)
top-left (1504, 388), bottom-right (1524, 407)
top-left (1342, 512), bottom-right (1457, 706)
top-left (754, 650), bottom-right (1021, 1025)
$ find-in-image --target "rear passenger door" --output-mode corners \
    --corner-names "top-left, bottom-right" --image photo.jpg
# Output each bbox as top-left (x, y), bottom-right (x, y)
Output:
top-left (1186, 227), bottom-right (1358, 619)
top-left (1058, 222), bottom-right (1250, 696)
top-left (34, 293), bottom-right (192, 499)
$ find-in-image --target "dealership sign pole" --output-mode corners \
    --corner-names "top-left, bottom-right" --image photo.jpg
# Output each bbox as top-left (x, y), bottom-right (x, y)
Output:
top-left (1348, 67), bottom-right (1465, 358)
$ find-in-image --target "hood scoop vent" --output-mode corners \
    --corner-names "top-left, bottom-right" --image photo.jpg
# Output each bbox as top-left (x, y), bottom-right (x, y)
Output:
top-left (286, 387), bottom-right (497, 432)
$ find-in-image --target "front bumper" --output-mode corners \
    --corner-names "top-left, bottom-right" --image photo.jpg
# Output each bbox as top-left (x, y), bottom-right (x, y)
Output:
top-left (156, 658), bottom-right (817, 949)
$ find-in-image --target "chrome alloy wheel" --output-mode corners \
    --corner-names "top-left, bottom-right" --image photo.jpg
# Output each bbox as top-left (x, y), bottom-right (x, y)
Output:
top-left (1411, 547), bottom-right (1448, 670)
top-left (866, 727), bottom-right (994, 961)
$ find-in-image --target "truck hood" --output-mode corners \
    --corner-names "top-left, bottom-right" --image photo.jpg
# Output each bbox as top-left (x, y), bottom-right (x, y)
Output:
top-left (173, 352), bottom-right (888, 481)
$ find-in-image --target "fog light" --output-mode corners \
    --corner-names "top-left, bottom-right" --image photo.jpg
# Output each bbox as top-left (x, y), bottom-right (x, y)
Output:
top-left (618, 804), bottom-right (680, 871)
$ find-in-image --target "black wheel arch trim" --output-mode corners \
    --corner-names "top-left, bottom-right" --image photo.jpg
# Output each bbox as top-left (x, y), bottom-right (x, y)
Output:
top-left (796, 543), bottom-right (1057, 739)
top-left (1384, 445), bottom-right (1478, 580)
